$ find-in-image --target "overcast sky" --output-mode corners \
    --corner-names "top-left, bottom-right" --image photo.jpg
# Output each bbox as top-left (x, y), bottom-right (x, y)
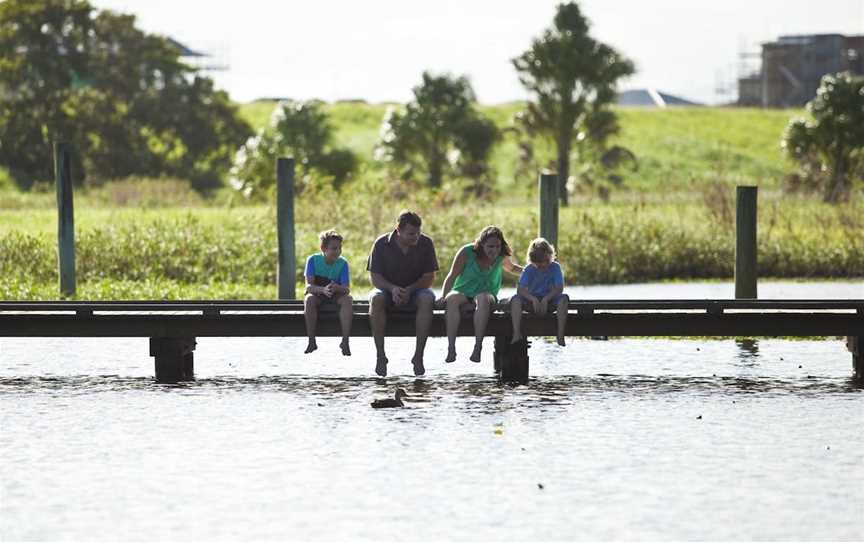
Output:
top-left (91, 0), bottom-right (864, 105)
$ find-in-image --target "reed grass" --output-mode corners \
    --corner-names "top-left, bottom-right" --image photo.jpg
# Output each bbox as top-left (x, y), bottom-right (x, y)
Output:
top-left (2, 188), bottom-right (860, 300)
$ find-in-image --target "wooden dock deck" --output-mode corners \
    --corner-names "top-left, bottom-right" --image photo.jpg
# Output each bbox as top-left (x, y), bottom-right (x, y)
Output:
top-left (2, 300), bottom-right (862, 382)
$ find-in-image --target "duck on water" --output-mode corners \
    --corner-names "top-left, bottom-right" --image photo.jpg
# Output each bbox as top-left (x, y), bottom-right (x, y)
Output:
top-left (371, 388), bottom-right (408, 408)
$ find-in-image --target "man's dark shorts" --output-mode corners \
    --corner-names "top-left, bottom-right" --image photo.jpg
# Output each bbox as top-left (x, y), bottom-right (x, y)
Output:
top-left (369, 288), bottom-right (435, 311)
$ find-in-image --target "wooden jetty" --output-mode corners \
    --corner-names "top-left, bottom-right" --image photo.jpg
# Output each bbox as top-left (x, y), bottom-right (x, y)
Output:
top-left (1, 300), bottom-right (861, 383)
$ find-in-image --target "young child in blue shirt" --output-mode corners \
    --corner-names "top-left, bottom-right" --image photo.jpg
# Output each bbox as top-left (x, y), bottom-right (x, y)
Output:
top-left (304, 230), bottom-right (352, 355)
top-left (510, 237), bottom-right (569, 346)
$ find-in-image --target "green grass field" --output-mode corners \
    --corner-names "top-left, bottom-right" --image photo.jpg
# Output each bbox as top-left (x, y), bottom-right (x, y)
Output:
top-left (238, 100), bottom-right (801, 192)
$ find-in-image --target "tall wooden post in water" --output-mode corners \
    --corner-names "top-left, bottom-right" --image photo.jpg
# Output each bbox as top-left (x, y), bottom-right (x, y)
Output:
top-left (539, 172), bottom-right (559, 248)
top-left (735, 186), bottom-right (757, 299)
top-left (277, 157), bottom-right (296, 300)
top-left (54, 142), bottom-right (75, 296)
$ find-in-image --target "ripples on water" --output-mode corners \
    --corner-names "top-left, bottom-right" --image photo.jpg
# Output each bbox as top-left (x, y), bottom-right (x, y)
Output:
top-left (2, 282), bottom-right (864, 541)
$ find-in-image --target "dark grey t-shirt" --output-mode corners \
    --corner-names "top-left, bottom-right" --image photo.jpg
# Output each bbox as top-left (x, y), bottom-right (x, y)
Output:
top-left (367, 230), bottom-right (439, 288)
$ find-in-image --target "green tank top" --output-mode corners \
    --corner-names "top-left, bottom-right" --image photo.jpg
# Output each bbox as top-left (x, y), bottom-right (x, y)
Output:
top-left (452, 244), bottom-right (503, 298)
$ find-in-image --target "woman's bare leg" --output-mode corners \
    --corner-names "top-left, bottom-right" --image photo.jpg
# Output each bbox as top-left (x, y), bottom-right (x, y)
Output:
top-left (445, 292), bottom-right (468, 362)
top-left (470, 293), bottom-right (494, 362)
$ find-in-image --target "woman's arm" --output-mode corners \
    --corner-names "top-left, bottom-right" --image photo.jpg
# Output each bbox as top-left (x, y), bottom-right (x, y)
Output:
top-left (438, 247), bottom-right (468, 300)
top-left (502, 256), bottom-right (523, 276)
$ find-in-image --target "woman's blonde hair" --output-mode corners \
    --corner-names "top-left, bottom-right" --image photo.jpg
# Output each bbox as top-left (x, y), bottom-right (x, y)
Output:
top-left (527, 237), bottom-right (556, 263)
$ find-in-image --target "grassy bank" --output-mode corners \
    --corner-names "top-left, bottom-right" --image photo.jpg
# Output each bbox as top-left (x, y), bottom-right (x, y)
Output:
top-left (2, 190), bottom-right (861, 300)
top-left (239, 101), bottom-right (800, 192)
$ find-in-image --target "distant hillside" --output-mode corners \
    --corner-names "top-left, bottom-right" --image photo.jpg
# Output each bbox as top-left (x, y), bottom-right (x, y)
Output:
top-left (238, 100), bottom-right (802, 190)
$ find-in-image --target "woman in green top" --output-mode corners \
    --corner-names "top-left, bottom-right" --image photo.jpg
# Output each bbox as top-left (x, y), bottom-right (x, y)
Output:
top-left (436, 226), bottom-right (523, 363)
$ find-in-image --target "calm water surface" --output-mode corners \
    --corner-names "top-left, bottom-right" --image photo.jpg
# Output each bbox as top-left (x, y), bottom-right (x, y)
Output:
top-left (1, 281), bottom-right (862, 541)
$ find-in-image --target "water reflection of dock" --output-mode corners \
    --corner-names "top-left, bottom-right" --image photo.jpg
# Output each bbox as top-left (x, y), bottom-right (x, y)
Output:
top-left (1, 300), bottom-right (862, 383)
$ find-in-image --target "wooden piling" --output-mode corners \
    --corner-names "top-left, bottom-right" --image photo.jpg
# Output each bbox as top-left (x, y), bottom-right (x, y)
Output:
top-left (539, 172), bottom-right (559, 248)
top-left (848, 335), bottom-right (862, 381)
top-left (735, 186), bottom-right (758, 299)
top-left (54, 142), bottom-right (75, 296)
top-left (495, 335), bottom-right (529, 385)
top-left (277, 157), bottom-right (296, 300)
top-left (149, 337), bottom-right (196, 383)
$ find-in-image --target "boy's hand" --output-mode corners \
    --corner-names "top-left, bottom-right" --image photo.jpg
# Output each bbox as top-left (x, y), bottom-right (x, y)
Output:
top-left (531, 297), bottom-right (543, 314)
top-left (433, 297), bottom-right (446, 310)
top-left (539, 297), bottom-right (549, 315)
top-left (321, 283), bottom-right (335, 298)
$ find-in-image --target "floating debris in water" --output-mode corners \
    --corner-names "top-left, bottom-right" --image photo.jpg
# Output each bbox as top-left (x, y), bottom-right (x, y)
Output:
top-left (537, 483), bottom-right (544, 490)
top-left (696, 415), bottom-right (702, 420)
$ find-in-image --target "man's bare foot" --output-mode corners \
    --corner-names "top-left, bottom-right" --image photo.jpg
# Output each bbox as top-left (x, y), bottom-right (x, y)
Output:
top-left (412, 354), bottom-right (425, 376)
top-left (445, 346), bottom-right (456, 363)
top-left (340, 339), bottom-right (351, 356)
top-left (557, 336), bottom-right (566, 346)
top-left (469, 344), bottom-right (482, 363)
top-left (510, 335), bottom-right (523, 344)
top-left (304, 340), bottom-right (317, 354)
top-left (375, 355), bottom-right (388, 377)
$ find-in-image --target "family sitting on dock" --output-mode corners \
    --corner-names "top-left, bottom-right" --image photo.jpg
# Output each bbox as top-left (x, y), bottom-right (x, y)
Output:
top-left (302, 211), bottom-right (569, 377)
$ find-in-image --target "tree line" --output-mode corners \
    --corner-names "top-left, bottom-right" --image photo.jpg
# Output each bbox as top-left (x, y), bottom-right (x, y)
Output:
top-left (1, 0), bottom-right (860, 203)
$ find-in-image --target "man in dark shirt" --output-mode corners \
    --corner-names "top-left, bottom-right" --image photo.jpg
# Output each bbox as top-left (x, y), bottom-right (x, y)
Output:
top-left (367, 211), bottom-right (438, 377)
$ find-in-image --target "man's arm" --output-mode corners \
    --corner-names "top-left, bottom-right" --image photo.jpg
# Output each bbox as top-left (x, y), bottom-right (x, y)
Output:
top-left (370, 272), bottom-right (396, 293)
top-left (406, 271), bottom-right (435, 293)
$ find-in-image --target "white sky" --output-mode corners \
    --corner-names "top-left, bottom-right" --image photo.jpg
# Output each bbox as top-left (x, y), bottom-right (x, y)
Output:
top-left (91, 0), bottom-right (864, 105)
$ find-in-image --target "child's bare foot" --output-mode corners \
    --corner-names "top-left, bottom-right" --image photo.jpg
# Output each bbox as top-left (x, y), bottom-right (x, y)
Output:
top-left (557, 336), bottom-right (566, 347)
top-left (510, 335), bottom-right (523, 344)
top-left (340, 339), bottom-right (351, 356)
top-left (445, 346), bottom-right (456, 363)
top-left (375, 355), bottom-right (388, 377)
top-left (304, 340), bottom-right (317, 354)
top-left (411, 354), bottom-right (425, 376)
top-left (469, 344), bottom-right (482, 363)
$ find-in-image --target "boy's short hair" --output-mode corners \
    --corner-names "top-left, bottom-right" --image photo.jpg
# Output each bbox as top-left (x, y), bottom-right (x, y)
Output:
top-left (527, 237), bottom-right (556, 263)
top-left (396, 210), bottom-right (422, 229)
top-left (319, 229), bottom-right (343, 248)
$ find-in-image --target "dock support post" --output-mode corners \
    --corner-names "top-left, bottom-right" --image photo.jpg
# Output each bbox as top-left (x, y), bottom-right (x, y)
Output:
top-left (495, 335), bottom-right (530, 385)
top-left (150, 337), bottom-right (196, 383)
top-left (539, 172), bottom-right (559, 248)
top-left (849, 336), bottom-right (862, 381)
top-left (54, 142), bottom-right (76, 297)
top-left (735, 186), bottom-right (757, 299)
top-left (277, 157), bottom-right (296, 300)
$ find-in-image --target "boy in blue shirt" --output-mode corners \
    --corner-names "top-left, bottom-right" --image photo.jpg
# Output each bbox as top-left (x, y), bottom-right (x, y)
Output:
top-left (304, 230), bottom-right (352, 355)
top-left (510, 238), bottom-right (569, 346)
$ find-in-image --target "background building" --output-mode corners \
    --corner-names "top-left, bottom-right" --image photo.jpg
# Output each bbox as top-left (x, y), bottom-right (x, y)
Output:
top-left (738, 34), bottom-right (864, 107)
